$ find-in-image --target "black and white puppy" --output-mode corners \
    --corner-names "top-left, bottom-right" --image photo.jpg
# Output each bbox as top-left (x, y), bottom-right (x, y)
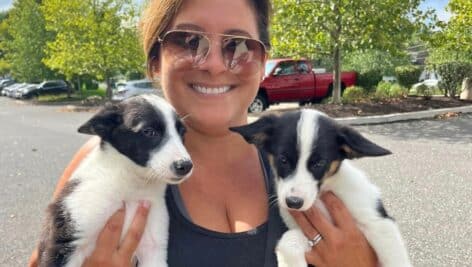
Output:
top-left (37, 94), bottom-right (193, 267)
top-left (231, 109), bottom-right (412, 267)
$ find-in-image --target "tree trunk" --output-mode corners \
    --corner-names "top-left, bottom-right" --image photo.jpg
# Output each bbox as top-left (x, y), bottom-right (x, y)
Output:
top-left (332, 44), bottom-right (342, 104)
top-left (106, 77), bottom-right (113, 100)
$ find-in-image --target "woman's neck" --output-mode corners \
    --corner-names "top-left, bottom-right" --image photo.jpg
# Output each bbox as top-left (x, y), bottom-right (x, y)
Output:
top-left (184, 127), bottom-right (255, 164)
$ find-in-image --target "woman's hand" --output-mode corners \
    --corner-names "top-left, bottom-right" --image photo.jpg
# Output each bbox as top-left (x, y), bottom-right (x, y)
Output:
top-left (290, 192), bottom-right (378, 267)
top-left (83, 200), bottom-right (151, 267)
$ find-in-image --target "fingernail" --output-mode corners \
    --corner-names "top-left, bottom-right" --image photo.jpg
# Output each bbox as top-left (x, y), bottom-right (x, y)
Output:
top-left (118, 201), bottom-right (126, 211)
top-left (140, 200), bottom-right (151, 209)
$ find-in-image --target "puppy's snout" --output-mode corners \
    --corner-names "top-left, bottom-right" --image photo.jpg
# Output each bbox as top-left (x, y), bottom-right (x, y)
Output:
top-left (172, 159), bottom-right (193, 176)
top-left (285, 196), bottom-right (304, 210)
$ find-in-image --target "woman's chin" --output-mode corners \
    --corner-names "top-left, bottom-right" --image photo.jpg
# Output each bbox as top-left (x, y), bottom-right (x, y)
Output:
top-left (186, 107), bottom-right (247, 135)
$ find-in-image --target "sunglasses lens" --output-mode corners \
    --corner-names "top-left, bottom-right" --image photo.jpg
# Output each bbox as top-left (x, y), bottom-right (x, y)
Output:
top-left (162, 31), bottom-right (209, 66)
top-left (223, 38), bottom-right (265, 74)
top-left (160, 31), bottom-right (265, 73)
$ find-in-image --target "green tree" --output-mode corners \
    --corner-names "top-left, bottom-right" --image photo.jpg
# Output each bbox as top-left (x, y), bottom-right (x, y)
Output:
top-left (41, 0), bottom-right (144, 99)
top-left (0, 11), bottom-right (11, 76)
top-left (427, 0), bottom-right (472, 65)
top-left (4, 0), bottom-right (54, 82)
top-left (271, 0), bottom-right (431, 103)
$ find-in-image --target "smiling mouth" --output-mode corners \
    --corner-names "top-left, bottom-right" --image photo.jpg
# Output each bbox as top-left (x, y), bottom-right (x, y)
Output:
top-left (190, 84), bottom-right (233, 95)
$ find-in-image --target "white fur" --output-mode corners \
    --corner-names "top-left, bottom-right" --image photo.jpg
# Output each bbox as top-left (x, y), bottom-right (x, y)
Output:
top-left (276, 110), bottom-right (412, 267)
top-left (53, 96), bottom-right (191, 267)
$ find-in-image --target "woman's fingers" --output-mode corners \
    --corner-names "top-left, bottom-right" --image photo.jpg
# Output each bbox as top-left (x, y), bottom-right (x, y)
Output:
top-left (117, 200), bottom-right (151, 259)
top-left (321, 192), bottom-right (356, 230)
top-left (94, 204), bottom-right (126, 256)
top-left (289, 210), bottom-right (319, 241)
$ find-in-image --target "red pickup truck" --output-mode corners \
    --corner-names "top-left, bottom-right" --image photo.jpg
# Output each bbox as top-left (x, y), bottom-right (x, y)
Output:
top-left (249, 58), bottom-right (357, 112)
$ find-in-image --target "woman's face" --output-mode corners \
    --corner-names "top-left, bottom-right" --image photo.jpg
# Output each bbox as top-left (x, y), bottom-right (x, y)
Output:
top-left (155, 0), bottom-right (266, 136)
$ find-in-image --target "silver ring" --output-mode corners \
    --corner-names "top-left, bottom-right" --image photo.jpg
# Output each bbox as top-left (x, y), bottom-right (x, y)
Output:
top-left (307, 233), bottom-right (323, 247)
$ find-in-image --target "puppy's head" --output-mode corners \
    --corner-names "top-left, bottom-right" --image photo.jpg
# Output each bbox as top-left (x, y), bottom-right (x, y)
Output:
top-left (230, 109), bottom-right (390, 211)
top-left (78, 94), bottom-right (193, 184)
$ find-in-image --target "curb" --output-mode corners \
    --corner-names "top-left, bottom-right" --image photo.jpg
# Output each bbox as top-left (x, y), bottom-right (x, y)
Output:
top-left (249, 105), bottom-right (472, 125)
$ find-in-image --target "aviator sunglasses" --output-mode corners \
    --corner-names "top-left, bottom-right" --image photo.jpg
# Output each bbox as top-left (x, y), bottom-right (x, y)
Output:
top-left (150, 30), bottom-right (268, 74)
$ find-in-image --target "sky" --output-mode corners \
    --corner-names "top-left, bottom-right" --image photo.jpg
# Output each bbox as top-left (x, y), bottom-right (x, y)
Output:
top-left (0, 0), bottom-right (452, 21)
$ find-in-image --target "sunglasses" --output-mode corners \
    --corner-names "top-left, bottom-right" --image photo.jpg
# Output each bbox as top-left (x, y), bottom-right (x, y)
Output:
top-left (151, 30), bottom-right (267, 74)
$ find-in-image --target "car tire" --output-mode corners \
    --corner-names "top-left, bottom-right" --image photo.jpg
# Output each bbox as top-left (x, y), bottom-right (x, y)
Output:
top-left (248, 93), bottom-right (268, 113)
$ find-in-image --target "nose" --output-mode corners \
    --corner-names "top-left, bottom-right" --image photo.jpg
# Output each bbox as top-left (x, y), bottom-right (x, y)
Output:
top-left (172, 159), bottom-right (193, 176)
top-left (285, 196), bottom-right (304, 210)
top-left (197, 41), bottom-right (227, 75)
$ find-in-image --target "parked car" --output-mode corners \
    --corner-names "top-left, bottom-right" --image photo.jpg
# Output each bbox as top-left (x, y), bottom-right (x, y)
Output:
top-left (249, 59), bottom-right (357, 112)
top-left (2, 83), bottom-right (25, 97)
top-left (112, 79), bottom-right (161, 101)
top-left (0, 79), bottom-right (15, 94)
top-left (411, 71), bottom-right (441, 93)
top-left (18, 80), bottom-right (70, 98)
top-left (14, 84), bottom-right (39, 99)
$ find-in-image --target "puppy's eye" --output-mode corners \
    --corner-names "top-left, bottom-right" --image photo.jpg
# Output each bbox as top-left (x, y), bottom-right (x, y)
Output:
top-left (142, 127), bottom-right (160, 138)
top-left (279, 155), bottom-right (289, 165)
top-left (313, 159), bottom-right (327, 168)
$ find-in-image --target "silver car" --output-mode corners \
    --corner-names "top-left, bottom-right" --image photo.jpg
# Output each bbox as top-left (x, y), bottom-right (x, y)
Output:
top-left (112, 79), bottom-right (162, 101)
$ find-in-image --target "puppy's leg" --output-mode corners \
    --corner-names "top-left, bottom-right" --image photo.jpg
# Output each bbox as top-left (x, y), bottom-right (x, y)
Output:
top-left (276, 229), bottom-right (310, 267)
top-left (360, 218), bottom-right (412, 267)
top-left (134, 201), bottom-right (169, 267)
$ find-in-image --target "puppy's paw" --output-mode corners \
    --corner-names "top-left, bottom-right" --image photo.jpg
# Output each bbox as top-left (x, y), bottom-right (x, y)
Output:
top-left (276, 229), bottom-right (309, 267)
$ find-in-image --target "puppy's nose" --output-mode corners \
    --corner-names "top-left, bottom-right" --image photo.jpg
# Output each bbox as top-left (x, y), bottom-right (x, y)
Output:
top-left (286, 196), bottom-right (304, 210)
top-left (172, 159), bottom-right (193, 176)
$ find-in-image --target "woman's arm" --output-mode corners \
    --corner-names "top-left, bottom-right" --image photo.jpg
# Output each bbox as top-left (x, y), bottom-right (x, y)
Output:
top-left (290, 192), bottom-right (378, 267)
top-left (28, 137), bottom-right (151, 267)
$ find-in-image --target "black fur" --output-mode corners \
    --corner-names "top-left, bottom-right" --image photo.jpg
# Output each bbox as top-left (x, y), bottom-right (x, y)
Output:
top-left (38, 180), bottom-right (80, 267)
top-left (79, 97), bottom-right (169, 166)
top-left (376, 199), bottom-right (394, 220)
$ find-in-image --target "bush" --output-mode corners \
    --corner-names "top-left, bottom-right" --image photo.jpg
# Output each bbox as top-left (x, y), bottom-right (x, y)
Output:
top-left (436, 62), bottom-right (472, 97)
top-left (395, 65), bottom-right (422, 88)
top-left (342, 86), bottom-right (366, 104)
top-left (357, 69), bottom-right (383, 92)
top-left (416, 84), bottom-right (432, 99)
top-left (389, 83), bottom-right (407, 98)
top-left (374, 81), bottom-right (392, 99)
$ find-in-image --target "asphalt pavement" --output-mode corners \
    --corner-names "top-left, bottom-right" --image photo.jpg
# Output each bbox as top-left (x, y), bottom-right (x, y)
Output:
top-left (0, 97), bottom-right (471, 266)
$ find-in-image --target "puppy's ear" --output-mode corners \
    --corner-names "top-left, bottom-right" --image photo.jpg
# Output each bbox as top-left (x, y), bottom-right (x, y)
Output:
top-left (78, 102), bottom-right (122, 139)
top-left (337, 125), bottom-right (391, 159)
top-left (229, 115), bottom-right (277, 153)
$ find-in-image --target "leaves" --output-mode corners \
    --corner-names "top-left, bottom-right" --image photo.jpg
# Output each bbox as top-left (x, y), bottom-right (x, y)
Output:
top-left (271, 0), bottom-right (427, 103)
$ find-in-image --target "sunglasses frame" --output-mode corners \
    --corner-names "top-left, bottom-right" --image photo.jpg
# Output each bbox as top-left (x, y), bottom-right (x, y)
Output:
top-left (153, 29), bottom-right (268, 69)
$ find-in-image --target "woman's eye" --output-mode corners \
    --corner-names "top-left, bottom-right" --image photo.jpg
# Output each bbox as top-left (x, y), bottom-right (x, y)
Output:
top-left (142, 127), bottom-right (159, 138)
top-left (185, 34), bottom-right (201, 50)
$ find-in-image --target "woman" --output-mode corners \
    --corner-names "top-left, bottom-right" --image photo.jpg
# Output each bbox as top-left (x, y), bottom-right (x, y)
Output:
top-left (29, 0), bottom-right (377, 266)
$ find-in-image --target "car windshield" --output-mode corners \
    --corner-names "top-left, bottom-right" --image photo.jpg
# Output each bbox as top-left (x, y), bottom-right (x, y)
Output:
top-left (265, 61), bottom-right (277, 77)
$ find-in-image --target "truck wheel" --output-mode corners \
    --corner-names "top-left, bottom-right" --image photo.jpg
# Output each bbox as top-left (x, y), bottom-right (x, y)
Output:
top-left (248, 93), bottom-right (268, 113)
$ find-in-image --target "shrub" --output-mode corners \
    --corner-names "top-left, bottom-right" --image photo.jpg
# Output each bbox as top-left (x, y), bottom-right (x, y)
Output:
top-left (436, 62), bottom-right (472, 97)
top-left (342, 86), bottom-right (366, 104)
top-left (374, 81), bottom-right (392, 99)
top-left (416, 84), bottom-right (432, 99)
top-left (357, 69), bottom-right (383, 92)
top-left (389, 83), bottom-right (407, 98)
top-left (395, 65), bottom-right (422, 88)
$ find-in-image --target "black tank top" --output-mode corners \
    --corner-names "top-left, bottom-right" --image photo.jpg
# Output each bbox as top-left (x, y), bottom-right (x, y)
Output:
top-left (164, 151), bottom-right (288, 267)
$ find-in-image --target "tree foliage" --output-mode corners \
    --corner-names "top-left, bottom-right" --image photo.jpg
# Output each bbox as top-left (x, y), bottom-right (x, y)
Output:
top-left (271, 0), bottom-right (431, 103)
top-left (0, 11), bottom-right (11, 76)
top-left (427, 0), bottom-right (472, 66)
top-left (3, 0), bottom-right (54, 82)
top-left (41, 0), bottom-right (144, 98)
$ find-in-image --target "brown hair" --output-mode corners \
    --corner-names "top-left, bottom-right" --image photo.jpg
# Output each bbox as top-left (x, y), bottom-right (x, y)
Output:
top-left (139, 0), bottom-right (272, 78)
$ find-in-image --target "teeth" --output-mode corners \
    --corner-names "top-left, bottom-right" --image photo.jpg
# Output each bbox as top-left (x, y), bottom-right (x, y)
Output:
top-left (192, 85), bottom-right (231, 95)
